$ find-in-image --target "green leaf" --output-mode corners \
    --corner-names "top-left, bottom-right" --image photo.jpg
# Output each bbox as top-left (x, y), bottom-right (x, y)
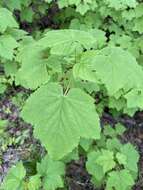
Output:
top-left (37, 155), bottom-right (65, 176)
top-left (106, 169), bottom-right (134, 190)
top-left (20, 0), bottom-right (31, 6)
top-left (80, 138), bottom-right (93, 152)
top-left (20, 7), bottom-right (34, 23)
top-left (0, 35), bottom-right (18, 60)
top-left (0, 8), bottom-right (18, 33)
top-left (46, 55), bottom-right (63, 73)
top-left (76, 3), bottom-right (90, 15)
top-left (135, 3), bottom-right (143, 18)
top-left (15, 43), bottom-right (50, 89)
top-left (4, 61), bottom-right (18, 78)
top-left (21, 83), bottom-right (101, 159)
top-left (43, 175), bottom-right (64, 190)
top-left (104, 125), bottom-right (116, 137)
top-left (133, 17), bottom-right (143, 34)
top-left (73, 51), bottom-right (99, 83)
top-left (58, 0), bottom-right (69, 8)
top-left (4, 0), bottom-right (22, 11)
top-left (89, 29), bottom-right (107, 49)
top-left (96, 149), bottom-right (116, 173)
top-left (96, 134), bottom-right (107, 148)
top-left (45, 0), bottom-right (53, 2)
top-left (1, 162), bottom-right (26, 190)
top-left (115, 123), bottom-right (126, 135)
top-left (7, 28), bottom-right (27, 41)
top-left (63, 148), bottom-right (79, 163)
top-left (120, 143), bottom-right (139, 173)
top-left (116, 152), bottom-right (127, 165)
top-left (109, 96), bottom-right (126, 111)
top-left (37, 155), bottom-right (65, 190)
top-left (106, 0), bottom-right (138, 10)
top-left (106, 138), bottom-right (122, 151)
top-left (38, 29), bottom-right (96, 55)
top-left (27, 175), bottom-right (41, 190)
top-left (86, 151), bottom-right (104, 181)
top-left (57, 0), bottom-right (98, 15)
top-left (125, 89), bottom-right (143, 109)
top-left (76, 47), bottom-right (143, 95)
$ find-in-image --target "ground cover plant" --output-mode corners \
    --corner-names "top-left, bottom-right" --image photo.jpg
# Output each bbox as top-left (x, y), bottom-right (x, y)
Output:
top-left (0, 0), bottom-right (143, 189)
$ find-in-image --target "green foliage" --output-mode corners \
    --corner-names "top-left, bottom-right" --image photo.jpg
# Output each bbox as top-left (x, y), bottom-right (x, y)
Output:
top-left (74, 46), bottom-right (143, 96)
top-left (0, 1), bottom-right (142, 190)
top-left (106, 169), bottom-right (134, 190)
top-left (86, 125), bottom-right (139, 190)
top-left (21, 83), bottom-right (100, 159)
top-left (0, 35), bottom-right (18, 60)
top-left (1, 162), bottom-right (26, 190)
top-left (95, 149), bottom-right (116, 173)
top-left (1, 0), bottom-right (50, 23)
top-left (120, 143), bottom-right (139, 173)
top-left (38, 29), bottom-right (97, 55)
top-left (27, 175), bottom-right (41, 190)
top-left (15, 42), bottom-right (50, 89)
top-left (105, 0), bottom-right (138, 10)
top-left (0, 8), bottom-right (18, 33)
top-left (57, 0), bottom-right (98, 14)
top-left (37, 155), bottom-right (65, 190)
top-left (0, 156), bottom-right (65, 190)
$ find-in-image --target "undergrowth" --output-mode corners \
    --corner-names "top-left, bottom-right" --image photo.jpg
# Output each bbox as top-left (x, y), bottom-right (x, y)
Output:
top-left (0, 0), bottom-right (143, 190)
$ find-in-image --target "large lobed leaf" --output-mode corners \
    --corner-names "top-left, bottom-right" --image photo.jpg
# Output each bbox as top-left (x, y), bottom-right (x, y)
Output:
top-left (21, 83), bottom-right (101, 159)
top-left (15, 43), bottom-right (50, 89)
top-left (74, 47), bottom-right (143, 96)
top-left (38, 29), bottom-right (97, 55)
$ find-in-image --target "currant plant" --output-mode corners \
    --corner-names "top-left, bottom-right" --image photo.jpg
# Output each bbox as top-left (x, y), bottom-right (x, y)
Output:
top-left (0, 0), bottom-right (143, 190)
top-left (17, 29), bottom-right (143, 160)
